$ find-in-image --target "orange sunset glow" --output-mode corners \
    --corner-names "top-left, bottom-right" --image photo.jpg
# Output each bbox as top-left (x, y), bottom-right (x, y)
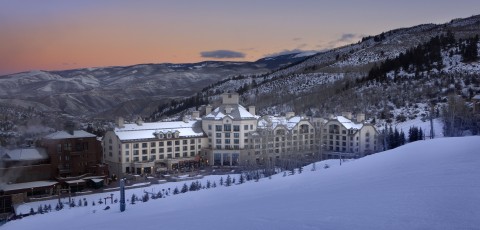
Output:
top-left (1, 0), bottom-right (479, 75)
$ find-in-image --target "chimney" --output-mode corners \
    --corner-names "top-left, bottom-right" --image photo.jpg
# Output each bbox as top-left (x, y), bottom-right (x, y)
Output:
top-left (342, 112), bottom-right (352, 120)
top-left (328, 114), bottom-right (335, 119)
top-left (286, 112), bottom-right (295, 119)
top-left (192, 111), bottom-right (200, 119)
top-left (116, 117), bottom-right (125, 128)
top-left (248, 106), bottom-right (256, 116)
top-left (136, 117), bottom-right (144, 126)
top-left (183, 116), bottom-right (189, 123)
top-left (356, 113), bottom-right (365, 123)
top-left (225, 106), bottom-right (232, 114)
top-left (65, 121), bottom-right (75, 135)
top-left (206, 105), bottom-right (212, 115)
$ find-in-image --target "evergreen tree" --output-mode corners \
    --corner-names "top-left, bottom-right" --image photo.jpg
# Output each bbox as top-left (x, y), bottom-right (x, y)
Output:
top-left (206, 180), bottom-right (211, 188)
top-left (212, 181), bottom-right (217, 188)
top-left (92, 201), bottom-right (95, 206)
top-left (130, 194), bottom-right (137, 204)
top-left (142, 193), bottom-right (149, 202)
top-left (175, 186), bottom-right (181, 194)
top-left (37, 205), bottom-right (43, 214)
top-left (78, 199), bottom-right (82, 207)
top-left (225, 175), bottom-right (232, 186)
top-left (219, 177), bottom-right (224, 186)
top-left (189, 182), bottom-right (197, 191)
top-left (30, 207), bottom-right (35, 215)
top-left (311, 163), bottom-right (316, 171)
top-left (239, 174), bottom-right (245, 184)
top-left (298, 166), bottom-right (303, 174)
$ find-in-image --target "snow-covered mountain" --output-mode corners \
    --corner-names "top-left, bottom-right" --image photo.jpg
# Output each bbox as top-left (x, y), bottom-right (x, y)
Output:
top-left (0, 53), bottom-right (314, 119)
top-left (151, 15), bottom-right (480, 133)
top-left (3, 136), bottom-right (479, 230)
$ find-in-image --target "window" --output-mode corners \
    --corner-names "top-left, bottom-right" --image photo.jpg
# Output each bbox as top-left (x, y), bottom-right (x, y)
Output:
top-left (167, 147), bottom-right (172, 152)
top-left (234, 139), bottom-right (239, 144)
top-left (208, 124), bottom-right (212, 130)
top-left (233, 125), bottom-right (240, 131)
top-left (216, 133), bottom-right (221, 138)
top-left (215, 125), bottom-right (222, 131)
top-left (183, 140), bottom-right (188, 145)
top-left (151, 142), bottom-right (156, 147)
top-left (225, 133), bottom-right (230, 138)
top-left (216, 145), bottom-right (222, 149)
top-left (142, 143), bottom-right (147, 148)
top-left (216, 139), bottom-right (222, 144)
top-left (183, 146), bottom-right (188, 151)
top-left (142, 156), bottom-right (148, 161)
top-left (150, 149), bottom-right (156, 154)
top-left (175, 140), bottom-right (180, 145)
top-left (225, 139), bottom-right (231, 144)
top-left (159, 148), bottom-right (164, 153)
top-left (125, 143), bottom-right (129, 148)
top-left (224, 124), bottom-right (231, 131)
top-left (64, 143), bottom-right (71, 151)
top-left (190, 145), bottom-right (195, 150)
top-left (159, 154), bottom-right (164, 159)
top-left (134, 150), bottom-right (139, 155)
top-left (160, 142), bottom-right (164, 146)
top-left (133, 143), bottom-right (139, 149)
top-left (183, 152), bottom-right (188, 157)
top-left (244, 125), bottom-right (248, 130)
top-left (190, 139), bottom-right (195, 144)
top-left (175, 153), bottom-right (180, 158)
top-left (167, 154), bottom-right (172, 159)
top-left (234, 133), bottom-right (240, 138)
top-left (133, 157), bottom-right (139, 162)
top-left (250, 125), bottom-right (253, 129)
top-left (150, 155), bottom-right (156, 161)
top-left (57, 144), bottom-right (62, 153)
top-left (125, 150), bottom-right (130, 156)
top-left (175, 147), bottom-right (180, 151)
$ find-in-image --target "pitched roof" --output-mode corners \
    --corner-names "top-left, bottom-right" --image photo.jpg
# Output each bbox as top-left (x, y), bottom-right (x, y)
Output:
top-left (333, 116), bottom-right (363, 129)
top-left (43, 130), bottom-right (96, 140)
top-left (204, 104), bottom-right (256, 120)
top-left (0, 148), bottom-right (48, 161)
top-left (114, 120), bottom-right (205, 141)
top-left (257, 116), bottom-right (306, 130)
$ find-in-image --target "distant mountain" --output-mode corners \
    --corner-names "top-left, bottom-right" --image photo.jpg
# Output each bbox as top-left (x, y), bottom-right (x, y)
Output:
top-left (150, 15), bottom-right (480, 135)
top-left (0, 52), bottom-right (315, 119)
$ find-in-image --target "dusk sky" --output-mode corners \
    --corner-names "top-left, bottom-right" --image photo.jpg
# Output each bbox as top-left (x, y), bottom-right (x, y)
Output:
top-left (1, 0), bottom-right (479, 75)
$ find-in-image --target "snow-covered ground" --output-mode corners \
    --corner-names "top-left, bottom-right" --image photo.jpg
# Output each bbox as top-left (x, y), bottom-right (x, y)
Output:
top-left (4, 136), bottom-right (480, 230)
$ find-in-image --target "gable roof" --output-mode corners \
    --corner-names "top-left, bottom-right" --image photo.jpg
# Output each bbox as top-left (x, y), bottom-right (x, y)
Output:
top-left (43, 130), bottom-right (96, 140)
top-left (204, 104), bottom-right (256, 120)
top-left (0, 148), bottom-right (48, 161)
top-left (114, 120), bottom-right (205, 141)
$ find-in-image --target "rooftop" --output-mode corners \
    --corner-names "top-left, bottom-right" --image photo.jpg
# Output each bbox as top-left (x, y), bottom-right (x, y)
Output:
top-left (43, 130), bottom-right (96, 140)
top-left (257, 115), bottom-right (306, 130)
top-left (0, 148), bottom-right (48, 161)
top-left (114, 120), bottom-right (205, 141)
top-left (204, 104), bottom-right (256, 120)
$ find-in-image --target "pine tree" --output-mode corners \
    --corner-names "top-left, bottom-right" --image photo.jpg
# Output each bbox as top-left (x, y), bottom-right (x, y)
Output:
top-left (206, 180), bottom-right (211, 188)
top-left (78, 199), bottom-right (82, 207)
top-left (37, 205), bottom-right (43, 214)
top-left (225, 175), bottom-right (232, 186)
top-left (130, 194), bottom-right (136, 204)
top-left (311, 163), bottom-right (316, 171)
top-left (142, 193), bottom-right (149, 202)
top-left (219, 177), bottom-right (224, 186)
top-left (212, 181), bottom-right (217, 188)
top-left (298, 166), bottom-right (303, 174)
top-left (30, 207), bottom-right (35, 215)
top-left (239, 174), bottom-right (245, 184)
top-left (189, 182), bottom-right (197, 191)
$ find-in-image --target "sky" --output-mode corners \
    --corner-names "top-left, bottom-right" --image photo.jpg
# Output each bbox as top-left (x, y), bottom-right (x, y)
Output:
top-left (0, 0), bottom-right (479, 75)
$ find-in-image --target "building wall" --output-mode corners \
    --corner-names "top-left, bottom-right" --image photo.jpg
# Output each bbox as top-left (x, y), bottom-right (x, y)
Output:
top-left (103, 130), bottom-right (208, 176)
top-left (40, 136), bottom-right (103, 178)
top-left (323, 118), bottom-right (380, 158)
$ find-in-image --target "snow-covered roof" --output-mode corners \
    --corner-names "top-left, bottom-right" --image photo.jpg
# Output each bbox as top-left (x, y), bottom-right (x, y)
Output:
top-left (0, 181), bottom-right (58, 192)
top-left (257, 116), bottom-right (306, 130)
top-left (114, 120), bottom-right (205, 141)
top-left (204, 104), bottom-right (256, 120)
top-left (43, 130), bottom-right (96, 140)
top-left (0, 148), bottom-right (48, 161)
top-left (473, 95), bottom-right (480, 100)
top-left (334, 116), bottom-right (363, 129)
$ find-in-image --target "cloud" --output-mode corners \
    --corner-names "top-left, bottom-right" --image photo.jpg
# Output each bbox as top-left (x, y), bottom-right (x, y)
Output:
top-left (338, 33), bottom-right (356, 42)
top-left (292, 37), bottom-right (302, 41)
top-left (264, 49), bottom-right (317, 58)
top-left (200, 50), bottom-right (245, 59)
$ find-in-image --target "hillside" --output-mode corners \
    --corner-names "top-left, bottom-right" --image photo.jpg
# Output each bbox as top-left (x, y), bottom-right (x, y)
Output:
top-left (150, 15), bottom-right (480, 135)
top-left (0, 53), bottom-right (314, 119)
top-left (3, 136), bottom-right (480, 230)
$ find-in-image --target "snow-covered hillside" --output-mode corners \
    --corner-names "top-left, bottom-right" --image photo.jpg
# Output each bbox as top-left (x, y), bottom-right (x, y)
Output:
top-left (4, 136), bottom-right (480, 230)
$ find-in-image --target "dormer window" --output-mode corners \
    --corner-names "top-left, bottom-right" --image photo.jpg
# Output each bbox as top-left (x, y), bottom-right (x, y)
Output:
top-left (167, 132), bottom-right (172, 138)
top-left (159, 133), bottom-right (164, 139)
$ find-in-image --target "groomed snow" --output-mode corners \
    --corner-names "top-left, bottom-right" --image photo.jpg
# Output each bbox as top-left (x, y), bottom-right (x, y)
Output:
top-left (3, 137), bottom-right (480, 230)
